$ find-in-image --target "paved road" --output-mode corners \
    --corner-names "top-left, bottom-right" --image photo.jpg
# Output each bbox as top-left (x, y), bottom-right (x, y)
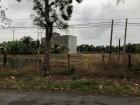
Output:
top-left (0, 91), bottom-right (140, 105)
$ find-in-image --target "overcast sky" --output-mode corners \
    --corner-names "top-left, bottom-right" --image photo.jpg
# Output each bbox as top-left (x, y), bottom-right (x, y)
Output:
top-left (0, 0), bottom-right (140, 46)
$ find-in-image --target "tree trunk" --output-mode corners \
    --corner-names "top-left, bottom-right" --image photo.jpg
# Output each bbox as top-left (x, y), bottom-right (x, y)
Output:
top-left (43, 0), bottom-right (50, 76)
top-left (43, 0), bottom-right (55, 76)
top-left (43, 24), bottom-right (53, 76)
top-left (43, 36), bottom-right (50, 76)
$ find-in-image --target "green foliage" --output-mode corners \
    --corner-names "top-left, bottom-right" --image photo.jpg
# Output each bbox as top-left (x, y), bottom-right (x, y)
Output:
top-left (20, 36), bottom-right (33, 54)
top-left (5, 36), bottom-right (40, 55)
top-left (51, 44), bottom-right (61, 54)
top-left (32, 0), bottom-right (83, 29)
top-left (6, 41), bottom-right (24, 55)
top-left (70, 80), bottom-right (99, 92)
top-left (78, 43), bottom-right (140, 53)
top-left (0, 74), bottom-right (139, 96)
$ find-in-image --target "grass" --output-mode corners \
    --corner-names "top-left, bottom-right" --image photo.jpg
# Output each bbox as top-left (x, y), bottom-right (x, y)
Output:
top-left (0, 54), bottom-right (140, 96)
top-left (0, 54), bottom-right (140, 78)
top-left (49, 54), bottom-right (140, 78)
top-left (0, 70), bottom-right (140, 96)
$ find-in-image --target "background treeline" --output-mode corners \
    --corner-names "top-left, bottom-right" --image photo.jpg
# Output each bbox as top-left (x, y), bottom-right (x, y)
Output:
top-left (0, 36), bottom-right (56, 55)
top-left (0, 36), bottom-right (140, 55)
top-left (77, 43), bottom-right (140, 53)
top-left (1, 36), bottom-right (40, 55)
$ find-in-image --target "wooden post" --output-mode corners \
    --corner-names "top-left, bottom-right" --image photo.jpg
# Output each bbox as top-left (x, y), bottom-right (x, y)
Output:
top-left (3, 48), bottom-right (7, 68)
top-left (123, 18), bottom-right (128, 54)
top-left (118, 39), bottom-right (121, 66)
top-left (128, 54), bottom-right (132, 69)
top-left (109, 20), bottom-right (114, 62)
top-left (37, 49), bottom-right (40, 73)
top-left (68, 53), bottom-right (71, 72)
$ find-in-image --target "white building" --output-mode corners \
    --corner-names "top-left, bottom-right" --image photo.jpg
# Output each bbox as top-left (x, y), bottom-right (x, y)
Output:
top-left (41, 33), bottom-right (77, 54)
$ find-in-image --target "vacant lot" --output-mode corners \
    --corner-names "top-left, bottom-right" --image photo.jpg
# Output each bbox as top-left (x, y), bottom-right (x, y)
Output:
top-left (0, 54), bottom-right (140, 78)
top-left (50, 54), bottom-right (140, 78)
top-left (0, 54), bottom-right (140, 95)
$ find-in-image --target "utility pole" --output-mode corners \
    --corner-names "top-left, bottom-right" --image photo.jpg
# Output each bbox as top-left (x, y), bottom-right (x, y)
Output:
top-left (123, 18), bottom-right (128, 53)
top-left (109, 19), bottom-right (114, 62)
top-left (118, 39), bottom-right (121, 66)
top-left (13, 29), bottom-right (15, 41)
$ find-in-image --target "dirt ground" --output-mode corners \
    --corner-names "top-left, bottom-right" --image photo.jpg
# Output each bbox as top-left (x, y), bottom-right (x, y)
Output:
top-left (0, 91), bottom-right (140, 105)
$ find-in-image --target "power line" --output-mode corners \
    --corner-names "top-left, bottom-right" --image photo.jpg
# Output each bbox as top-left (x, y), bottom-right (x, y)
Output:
top-left (10, 18), bottom-right (140, 21)
top-left (1, 20), bottom-right (140, 30)
top-left (0, 25), bottom-right (139, 30)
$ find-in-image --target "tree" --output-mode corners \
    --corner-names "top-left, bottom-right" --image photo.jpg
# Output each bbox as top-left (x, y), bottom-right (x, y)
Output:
top-left (6, 41), bottom-right (24, 55)
top-left (117, 0), bottom-right (125, 5)
top-left (20, 36), bottom-right (33, 54)
top-left (0, 0), bottom-right (11, 27)
top-left (31, 0), bottom-right (83, 76)
top-left (4, 36), bottom-right (40, 55)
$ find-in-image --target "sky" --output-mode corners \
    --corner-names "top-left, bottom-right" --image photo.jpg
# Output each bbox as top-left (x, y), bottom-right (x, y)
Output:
top-left (0, 0), bottom-right (140, 46)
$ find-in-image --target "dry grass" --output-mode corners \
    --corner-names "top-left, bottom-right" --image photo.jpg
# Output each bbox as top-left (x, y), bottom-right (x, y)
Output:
top-left (19, 64), bottom-right (41, 76)
top-left (49, 54), bottom-right (140, 78)
top-left (0, 64), bottom-right (41, 78)
top-left (0, 54), bottom-right (140, 78)
top-left (0, 54), bottom-right (140, 95)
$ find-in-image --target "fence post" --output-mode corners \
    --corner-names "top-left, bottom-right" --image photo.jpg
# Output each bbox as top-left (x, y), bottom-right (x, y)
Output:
top-left (128, 54), bottom-right (132, 69)
top-left (36, 49), bottom-right (40, 73)
top-left (68, 53), bottom-right (71, 72)
top-left (3, 48), bottom-right (7, 68)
